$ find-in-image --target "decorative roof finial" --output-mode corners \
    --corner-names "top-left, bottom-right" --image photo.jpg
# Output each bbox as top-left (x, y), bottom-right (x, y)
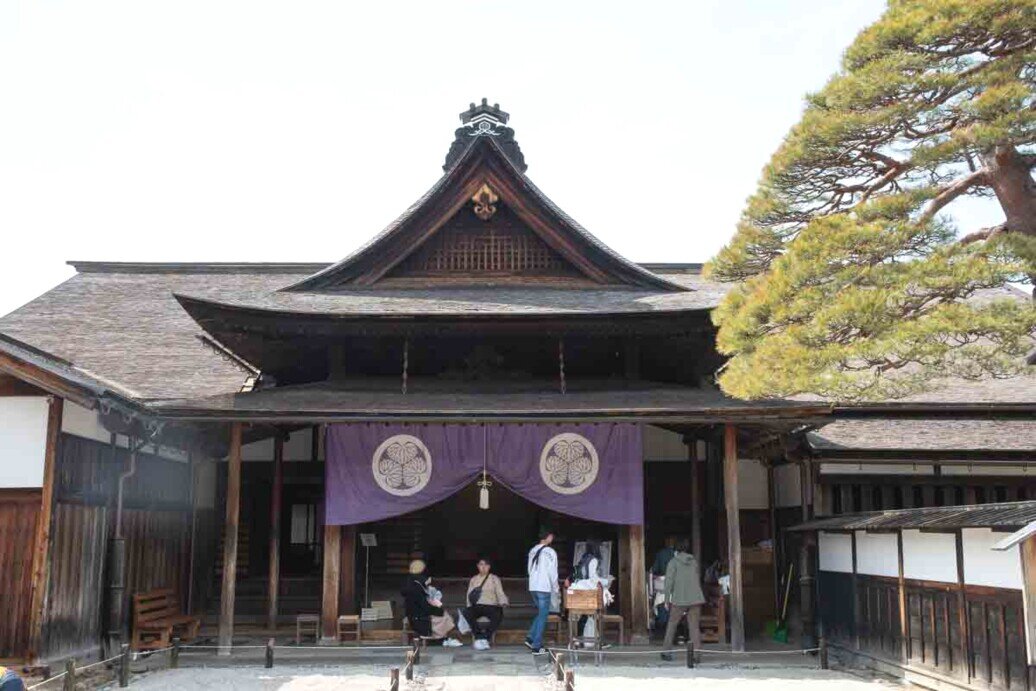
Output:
top-left (444, 99), bottom-right (527, 173)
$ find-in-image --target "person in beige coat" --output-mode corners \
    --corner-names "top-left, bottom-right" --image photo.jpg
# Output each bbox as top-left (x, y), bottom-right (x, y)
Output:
top-left (463, 557), bottom-right (509, 650)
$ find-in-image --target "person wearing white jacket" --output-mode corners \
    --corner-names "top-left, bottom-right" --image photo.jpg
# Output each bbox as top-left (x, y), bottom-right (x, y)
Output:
top-left (525, 529), bottom-right (558, 653)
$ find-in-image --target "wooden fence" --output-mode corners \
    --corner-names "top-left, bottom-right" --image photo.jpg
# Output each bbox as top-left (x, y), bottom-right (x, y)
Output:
top-left (820, 571), bottom-right (1031, 690)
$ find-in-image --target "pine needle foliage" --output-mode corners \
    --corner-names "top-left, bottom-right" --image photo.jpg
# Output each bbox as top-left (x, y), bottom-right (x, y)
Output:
top-left (706, 0), bottom-right (1036, 401)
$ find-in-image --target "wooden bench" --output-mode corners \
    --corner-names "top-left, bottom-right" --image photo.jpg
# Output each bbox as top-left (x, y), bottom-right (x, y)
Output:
top-left (131, 588), bottom-right (200, 651)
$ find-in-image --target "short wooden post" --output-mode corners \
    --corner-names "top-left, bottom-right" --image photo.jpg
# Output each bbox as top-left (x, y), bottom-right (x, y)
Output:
top-left (265, 638), bottom-right (274, 669)
top-left (171, 637), bottom-right (180, 668)
top-left (554, 652), bottom-right (566, 680)
top-left (412, 640), bottom-right (421, 665)
top-left (820, 636), bottom-right (829, 669)
top-left (119, 644), bottom-right (130, 687)
top-left (405, 650), bottom-right (415, 681)
top-left (62, 659), bottom-right (75, 691)
top-left (389, 668), bottom-right (400, 691)
top-left (687, 640), bottom-right (695, 668)
top-left (564, 669), bottom-right (575, 691)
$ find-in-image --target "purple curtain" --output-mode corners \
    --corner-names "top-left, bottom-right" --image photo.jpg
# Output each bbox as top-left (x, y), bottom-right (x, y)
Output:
top-left (325, 423), bottom-right (643, 526)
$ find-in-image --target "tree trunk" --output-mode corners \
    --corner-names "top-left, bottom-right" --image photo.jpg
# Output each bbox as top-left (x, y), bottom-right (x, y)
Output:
top-left (984, 146), bottom-right (1036, 237)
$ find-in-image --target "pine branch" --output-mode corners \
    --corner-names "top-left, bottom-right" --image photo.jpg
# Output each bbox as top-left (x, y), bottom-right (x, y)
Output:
top-left (917, 170), bottom-right (990, 226)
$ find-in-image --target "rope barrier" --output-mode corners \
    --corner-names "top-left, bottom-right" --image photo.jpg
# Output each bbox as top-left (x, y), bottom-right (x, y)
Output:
top-left (25, 672), bottom-right (66, 690)
top-left (545, 646), bottom-right (821, 656)
top-left (179, 644), bottom-right (411, 651)
top-left (75, 654), bottom-right (123, 673)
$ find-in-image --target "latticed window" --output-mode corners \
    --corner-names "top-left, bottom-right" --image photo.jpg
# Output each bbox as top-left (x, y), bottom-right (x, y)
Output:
top-left (390, 204), bottom-right (578, 278)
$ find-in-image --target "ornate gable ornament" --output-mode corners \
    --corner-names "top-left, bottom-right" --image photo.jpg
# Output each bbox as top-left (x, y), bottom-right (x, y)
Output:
top-left (471, 183), bottom-right (499, 221)
top-left (444, 98), bottom-right (527, 173)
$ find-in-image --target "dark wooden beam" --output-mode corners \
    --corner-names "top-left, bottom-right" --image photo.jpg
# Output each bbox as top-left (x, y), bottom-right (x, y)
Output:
top-left (0, 350), bottom-right (95, 409)
top-left (0, 373), bottom-right (47, 397)
top-left (267, 433), bottom-right (285, 633)
top-left (27, 396), bottom-right (63, 663)
top-left (339, 526), bottom-right (357, 615)
top-left (723, 423), bottom-right (745, 651)
top-left (897, 530), bottom-right (910, 661)
top-left (322, 525), bottom-right (342, 640)
top-left (218, 422), bottom-right (243, 654)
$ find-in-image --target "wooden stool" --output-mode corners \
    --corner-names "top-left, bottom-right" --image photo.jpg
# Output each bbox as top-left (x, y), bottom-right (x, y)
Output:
top-left (296, 614), bottom-right (319, 644)
top-left (337, 614), bottom-right (361, 642)
top-left (601, 614), bottom-right (625, 646)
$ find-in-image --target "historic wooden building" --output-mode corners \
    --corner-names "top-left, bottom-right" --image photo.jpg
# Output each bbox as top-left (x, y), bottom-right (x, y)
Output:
top-left (0, 101), bottom-right (1032, 690)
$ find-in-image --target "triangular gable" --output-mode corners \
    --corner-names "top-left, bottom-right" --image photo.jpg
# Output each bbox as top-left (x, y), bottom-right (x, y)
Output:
top-left (285, 136), bottom-right (687, 292)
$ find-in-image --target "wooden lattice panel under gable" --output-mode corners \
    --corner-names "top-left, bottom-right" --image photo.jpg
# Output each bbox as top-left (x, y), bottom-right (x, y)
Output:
top-left (380, 202), bottom-right (590, 286)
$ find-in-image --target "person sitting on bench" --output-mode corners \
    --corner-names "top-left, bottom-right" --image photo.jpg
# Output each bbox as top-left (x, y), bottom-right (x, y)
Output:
top-left (463, 557), bottom-right (509, 650)
top-left (401, 559), bottom-right (463, 648)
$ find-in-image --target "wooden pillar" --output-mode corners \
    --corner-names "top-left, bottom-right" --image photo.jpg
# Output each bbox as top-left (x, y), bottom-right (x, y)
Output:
top-left (218, 422), bottom-right (243, 655)
top-left (322, 525), bottom-right (342, 640)
top-left (619, 524), bottom-right (649, 644)
top-left (897, 530), bottom-right (910, 661)
top-left (267, 433), bottom-right (285, 633)
top-left (799, 457), bottom-right (818, 648)
top-left (851, 530), bottom-right (861, 649)
top-left (27, 395), bottom-right (63, 662)
top-left (723, 423), bottom-right (745, 651)
top-left (339, 525), bottom-right (357, 614)
top-left (955, 529), bottom-right (973, 682)
top-left (685, 437), bottom-right (702, 563)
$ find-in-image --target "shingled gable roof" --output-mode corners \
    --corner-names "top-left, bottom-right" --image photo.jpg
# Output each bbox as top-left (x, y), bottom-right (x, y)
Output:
top-left (283, 134), bottom-right (687, 292)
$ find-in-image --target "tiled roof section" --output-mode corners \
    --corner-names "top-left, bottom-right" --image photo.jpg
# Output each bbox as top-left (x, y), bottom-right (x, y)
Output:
top-left (174, 272), bottom-right (730, 317)
top-left (809, 419), bottom-right (1036, 451)
top-left (150, 377), bottom-right (826, 422)
top-left (0, 269), bottom-right (314, 400)
top-left (787, 500), bottom-right (1036, 532)
top-left (0, 266), bottom-right (726, 401)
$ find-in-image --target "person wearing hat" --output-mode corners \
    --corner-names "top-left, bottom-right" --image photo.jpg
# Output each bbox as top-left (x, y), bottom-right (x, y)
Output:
top-left (0, 666), bottom-right (26, 691)
top-left (401, 559), bottom-right (463, 647)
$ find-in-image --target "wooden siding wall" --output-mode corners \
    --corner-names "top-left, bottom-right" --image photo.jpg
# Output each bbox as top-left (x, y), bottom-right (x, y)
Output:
top-left (42, 435), bottom-right (193, 659)
top-left (820, 572), bottom-right (1030, 690)
top-left (0, 489), bottom-right (41, 659)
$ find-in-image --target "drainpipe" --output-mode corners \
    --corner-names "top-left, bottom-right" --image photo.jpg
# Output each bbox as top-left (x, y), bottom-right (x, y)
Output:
top-left (107, 437), bottom-right (141, 654)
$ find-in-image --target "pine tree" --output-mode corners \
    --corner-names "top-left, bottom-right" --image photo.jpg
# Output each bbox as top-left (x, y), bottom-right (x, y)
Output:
top-left (706, 0), bottom-right (1036, 401)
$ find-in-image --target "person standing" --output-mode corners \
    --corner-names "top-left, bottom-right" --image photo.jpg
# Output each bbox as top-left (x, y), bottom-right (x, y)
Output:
top-left (525, 529), bottom-right (558, 653)
top-left (463, 557), bottom-right (509, 650)
top-left (661, 538), bottom-right (705, 661)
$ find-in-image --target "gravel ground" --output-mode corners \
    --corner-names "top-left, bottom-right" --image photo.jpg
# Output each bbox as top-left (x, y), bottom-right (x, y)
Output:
top-left (104, 664), bottom-right (901, 691)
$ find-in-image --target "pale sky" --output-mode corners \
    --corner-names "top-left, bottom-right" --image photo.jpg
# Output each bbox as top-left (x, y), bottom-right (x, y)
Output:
top-left (0, 1), bottom-right (902, 316)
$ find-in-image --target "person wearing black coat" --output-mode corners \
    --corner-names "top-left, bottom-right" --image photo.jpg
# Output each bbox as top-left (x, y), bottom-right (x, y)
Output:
top-left (401, 559), bottom-right (443, 638)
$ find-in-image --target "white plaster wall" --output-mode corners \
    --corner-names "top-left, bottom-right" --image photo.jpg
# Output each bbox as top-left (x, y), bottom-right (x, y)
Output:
top-left (902, 530), bottom-right (957, 583)
top-left (821, 463), bottom-right (934, 475)
top-left (774, 464), bottom-right (801, 508)
top-left (62, 400), bottom-right (113, 444)
top-left (819, 531), bottom-right (853, 573)
top-left (642, 426), bottom-right (687, 461)
top-left (0, 397), bottom-right (50, 487)
top-left (942, 465), bottom-right (1032, 477)
top-left (855, 531), bottom-right (898, 578)
top-left (194, 460), bottom-right (217, 510)
top-left (242, 429), bottom-right (317, 462)
top-left (963, 528), bottom-right (1022, 589)
top-left (737, 458), bottom-right (769, 510)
